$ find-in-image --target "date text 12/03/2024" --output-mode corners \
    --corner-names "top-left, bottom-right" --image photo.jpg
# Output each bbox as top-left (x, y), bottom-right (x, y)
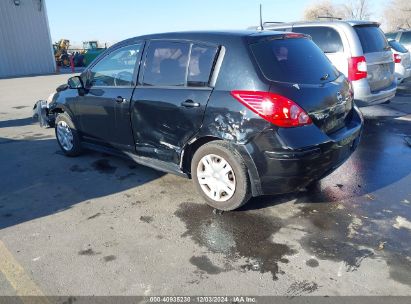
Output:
top-left (148, 296), bottom-right (257, 303)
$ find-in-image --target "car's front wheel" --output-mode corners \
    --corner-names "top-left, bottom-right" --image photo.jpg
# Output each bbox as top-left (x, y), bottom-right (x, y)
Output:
top-left (191, 141), bottom-right (251, 211)
top-left (55, 113), bottom-right (82, 157)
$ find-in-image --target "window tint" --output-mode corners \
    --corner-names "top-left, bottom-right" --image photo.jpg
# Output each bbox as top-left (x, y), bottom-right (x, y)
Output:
top-left (188, 44), bottom-right (218, 87)
top-left (388, 40), bottom-right (408, 53)
top-left (354, 25), bottom-right (389, 53)
top-left (385, 32), bottom-right (397, 40)
top-left (400, 32), bottom-right (411, 45)
top-left (89, 44), bottom-right (142, 87)
top-left (250, 38), bottom-right (339, 84)
top-left (292, 26), bottom-right (343, 53)
top-left (143, 41), bottom-right (189, 86)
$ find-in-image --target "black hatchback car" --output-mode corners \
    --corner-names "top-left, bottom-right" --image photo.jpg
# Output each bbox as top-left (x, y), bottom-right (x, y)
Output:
top-left (42, 31), bottom-right (363, 211)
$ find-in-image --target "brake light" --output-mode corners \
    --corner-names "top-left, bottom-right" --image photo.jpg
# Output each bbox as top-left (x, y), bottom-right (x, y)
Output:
top-left (348, 56), bottom-right (367, 81)
top-left (284, 33), bottom-right (306, 39)
top-left (394, 53), bottom-right (401, 63)
top-left (230, 91), bottom-right (312, 128)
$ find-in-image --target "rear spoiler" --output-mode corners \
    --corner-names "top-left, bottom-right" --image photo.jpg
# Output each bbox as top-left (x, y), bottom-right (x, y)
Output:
top-left (247, 32), bottom-right (312, 44)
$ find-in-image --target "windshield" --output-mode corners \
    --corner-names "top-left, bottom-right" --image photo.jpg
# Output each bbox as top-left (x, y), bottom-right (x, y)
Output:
top-left (250, 37), bottom-right (339, 84)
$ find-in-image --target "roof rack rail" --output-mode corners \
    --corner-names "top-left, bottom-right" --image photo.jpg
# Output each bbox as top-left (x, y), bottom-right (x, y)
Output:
top-left (317, 16), bottom-right (342, 21)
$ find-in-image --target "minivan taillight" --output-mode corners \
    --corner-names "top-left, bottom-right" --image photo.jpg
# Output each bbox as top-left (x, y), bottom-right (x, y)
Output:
top-left (230, 91), bottom-right (312, 128)
top-left (394, 53), bottom-right (401, 63)
top-left (348, 56), bottom-right (367, 81)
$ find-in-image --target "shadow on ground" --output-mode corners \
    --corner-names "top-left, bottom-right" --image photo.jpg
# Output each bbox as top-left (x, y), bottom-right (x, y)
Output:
top-left (0, 136), bottom-right (164, 230)
top-left (0, 117), bottom-right (36, 128)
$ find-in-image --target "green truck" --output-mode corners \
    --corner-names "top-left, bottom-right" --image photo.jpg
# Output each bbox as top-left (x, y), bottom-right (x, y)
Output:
top-left (82, 41), bottom-right (106, 66)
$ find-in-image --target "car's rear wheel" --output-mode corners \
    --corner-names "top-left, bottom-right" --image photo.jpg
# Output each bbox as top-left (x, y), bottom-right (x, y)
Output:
top-left (191, 141), bottom-right (251, 211)
top-left (55, 113), bottom-right (82, 157)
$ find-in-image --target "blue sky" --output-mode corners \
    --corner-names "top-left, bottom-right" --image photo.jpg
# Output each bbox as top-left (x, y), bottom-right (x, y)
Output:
top-left (46, 0), bottom-right (387, 46)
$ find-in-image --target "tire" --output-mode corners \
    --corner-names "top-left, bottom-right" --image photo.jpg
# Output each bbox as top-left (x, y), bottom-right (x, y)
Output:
top-left (191, 141), bottom-right (251, 211)
top-left (55, 113), bottom-right (82, 157)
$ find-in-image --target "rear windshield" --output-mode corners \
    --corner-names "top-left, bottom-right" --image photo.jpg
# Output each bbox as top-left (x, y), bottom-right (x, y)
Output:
top-left (250, 38), bottom-right (339, 84)
top-left (354, 25), bottom-right (389, 53)
top-left (389, 40), bottom-right (408, 53)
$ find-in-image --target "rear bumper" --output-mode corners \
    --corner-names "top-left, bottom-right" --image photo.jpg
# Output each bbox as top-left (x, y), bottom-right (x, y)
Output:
top-left (240, 107), bottom-right (363, 196)
top-left (352, 79), bottom-right (397, 107)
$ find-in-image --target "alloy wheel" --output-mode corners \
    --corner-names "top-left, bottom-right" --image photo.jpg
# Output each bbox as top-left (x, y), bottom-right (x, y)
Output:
top-left (56, 120), bottom-right (74, 151)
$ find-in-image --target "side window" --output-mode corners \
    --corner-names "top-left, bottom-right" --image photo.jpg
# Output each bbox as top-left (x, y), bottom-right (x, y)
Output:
top-left (293, 26), bottom-right (343, 53)
top-left (400, 32), bottom-right (411, 45)
top-left (188, 44), bottom-right (218, 87)
top-left (89, 43), bottom-right (142, 87)
top-left (143, 41), bottom-right (190, 86)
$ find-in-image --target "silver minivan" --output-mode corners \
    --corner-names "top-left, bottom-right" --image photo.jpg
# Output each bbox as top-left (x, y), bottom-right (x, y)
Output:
top-left (258, 21), bottom-right (396, 106)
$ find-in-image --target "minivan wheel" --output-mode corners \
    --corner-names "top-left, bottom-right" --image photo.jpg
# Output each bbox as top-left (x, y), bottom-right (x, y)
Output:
top-left (191, 141), bottom-right (251, 211)
top-left (55, 113), bottom-right (82, 157)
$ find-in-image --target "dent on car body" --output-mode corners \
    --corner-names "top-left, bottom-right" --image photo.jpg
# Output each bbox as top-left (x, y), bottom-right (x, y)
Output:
top-left (212, 110), bottom-right (251, 142)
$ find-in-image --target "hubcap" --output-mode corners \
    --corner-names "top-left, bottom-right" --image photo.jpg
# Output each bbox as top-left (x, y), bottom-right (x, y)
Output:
top-left (56, 121), bottom-right (74, 151)
top-left (196, 154), bottom-right (236, 202)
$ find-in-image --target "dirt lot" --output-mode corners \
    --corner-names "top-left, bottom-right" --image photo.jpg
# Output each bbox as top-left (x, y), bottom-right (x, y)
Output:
top-left (0, 74), bottom-right (411, 297)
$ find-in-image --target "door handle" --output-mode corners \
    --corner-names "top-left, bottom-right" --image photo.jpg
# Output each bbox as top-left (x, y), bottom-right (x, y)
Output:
top-left (181, 100), bottom-right (200, 108)
top-left (116, 96), bottom-right (127, 103)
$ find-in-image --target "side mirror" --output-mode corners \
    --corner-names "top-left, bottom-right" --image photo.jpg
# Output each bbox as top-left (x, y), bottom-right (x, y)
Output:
top-left (67, 76), bottom-right (84, 89)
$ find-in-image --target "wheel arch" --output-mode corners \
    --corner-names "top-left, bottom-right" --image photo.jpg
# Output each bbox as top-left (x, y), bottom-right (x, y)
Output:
top-left (181, 136), bottom-right (221, 176)
top-left (181, 136), bottom-right (263, 197)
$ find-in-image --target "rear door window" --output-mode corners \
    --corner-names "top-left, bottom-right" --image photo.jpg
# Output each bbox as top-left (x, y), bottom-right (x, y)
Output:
top-left (354, 25), bottom-right (389, 53)
top-left (292, 26), bottom-right (343, 53)
top-left (143, 41), bottom-right (190, 86)
top-left (399, 32), bottom-right (411, 45)
top-left (250, 37), bottom-right (339, 84)
top-left (188, 44), bottom-right (218, 87)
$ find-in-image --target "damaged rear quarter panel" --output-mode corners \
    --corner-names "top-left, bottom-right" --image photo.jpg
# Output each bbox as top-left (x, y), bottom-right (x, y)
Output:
top-left (199, 38), bottom-right (274, 145)
top-left (201, 90), bottom-right (270, 144)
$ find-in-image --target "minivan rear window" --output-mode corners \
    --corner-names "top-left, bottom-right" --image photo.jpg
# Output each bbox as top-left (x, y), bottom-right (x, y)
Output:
top-left (354, 25), bottom-right (389, 53)
top-left (388, 40), bottom-right (408, 53)
top-left (250, 38), bottom-right (339, 84)
top-left (292, 26), bottom-right (343, 53)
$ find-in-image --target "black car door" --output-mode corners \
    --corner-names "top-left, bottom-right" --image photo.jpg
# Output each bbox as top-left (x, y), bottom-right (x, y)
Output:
top-left (131, 40), bottom-right (219, 164)
top-left (76, 42), bottom-right (144, 151)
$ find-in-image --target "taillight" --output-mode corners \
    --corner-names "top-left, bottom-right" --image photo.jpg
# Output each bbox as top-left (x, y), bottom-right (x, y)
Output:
top-left (230, 91), bottom-right (312, 128)
top-left (348, 56), bottom-right (367, 81)
top-left (394, 53), bottom-right (401, 63)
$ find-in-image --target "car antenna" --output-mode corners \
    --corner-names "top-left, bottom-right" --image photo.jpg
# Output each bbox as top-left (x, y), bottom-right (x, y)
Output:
top-left (259, 4), bottom-right (264, 31)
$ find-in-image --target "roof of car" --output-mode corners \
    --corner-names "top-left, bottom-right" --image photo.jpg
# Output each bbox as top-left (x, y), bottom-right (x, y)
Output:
top-left (262, 20), bottom-right (380, 28)
top-left (136, 30), bottom-right (288, 40)
top-left (113, 30), bottom-right (292, 48)
top-left (387, 29), bottom-right (411, 33)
